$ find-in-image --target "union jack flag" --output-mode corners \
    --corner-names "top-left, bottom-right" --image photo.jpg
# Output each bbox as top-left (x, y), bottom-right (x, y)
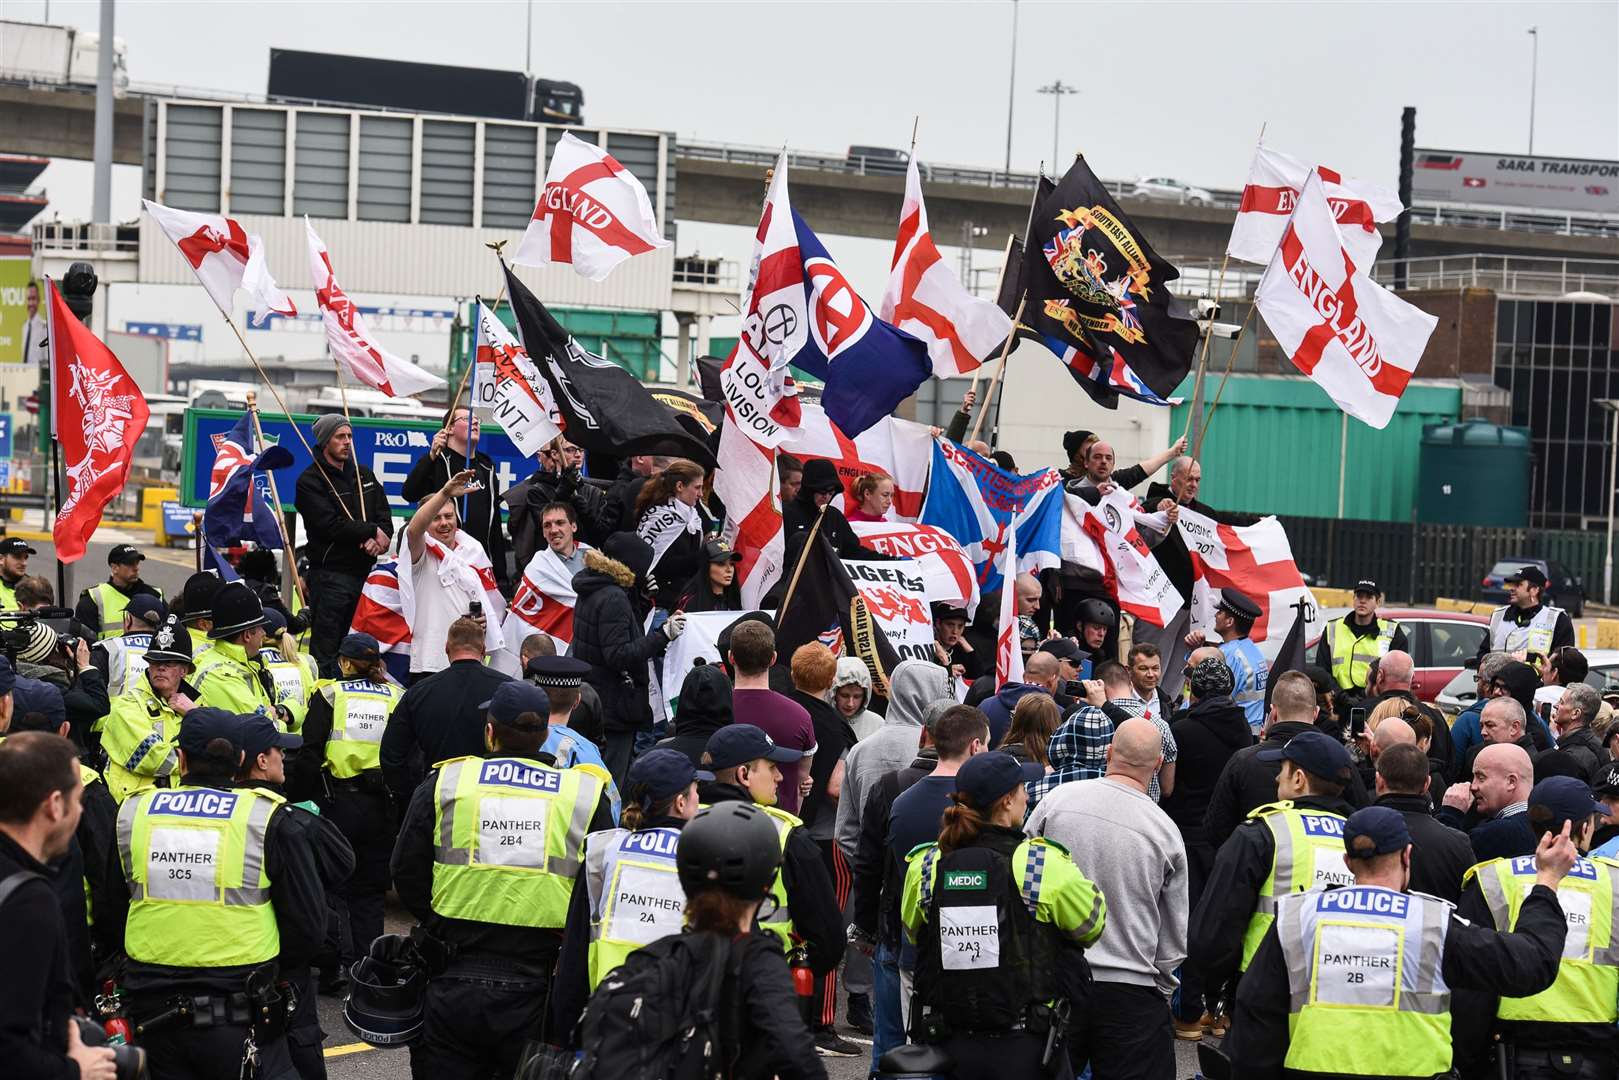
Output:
top-left (208, 414), bottom-right (256, 500)
top-left (1041, 333), bottom-right (1176, 408)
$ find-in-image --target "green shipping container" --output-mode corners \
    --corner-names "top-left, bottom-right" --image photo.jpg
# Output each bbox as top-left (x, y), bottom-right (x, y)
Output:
top-left (1417, 420), bottom-right (1531, 526)
top-left (1168, 376), bottom-right (1460, 522)
top-left (449, 303), bottom-right (663, 383)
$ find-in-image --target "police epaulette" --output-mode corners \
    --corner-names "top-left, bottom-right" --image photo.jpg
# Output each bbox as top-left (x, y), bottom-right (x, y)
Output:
top-left (905, 841), bottom-right (938, 862)
top-left (1028, 836), bottom-right (1070, 857)
top-left (432, 755), bottom-right (476, 771)
top-left (1245, 800), bottom-right (1294, 820)
top-left (1459, 858), bottom-right (1504, 887)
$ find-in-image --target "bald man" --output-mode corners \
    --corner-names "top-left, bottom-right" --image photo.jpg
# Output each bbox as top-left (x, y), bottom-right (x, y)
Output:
top-left (1441, 741), bottom-right (1538, 861)
top-left (980, 649), bottom-right (1066, 748)
top-left (1013, 574), bottom-right (1044, 659)
top-left (1026, 716), bottom-right (1187, 1079)
top-left (1360, 649), bottom-right (1458, 783)
top-left (1373, 743), bottom-right (1475, 902)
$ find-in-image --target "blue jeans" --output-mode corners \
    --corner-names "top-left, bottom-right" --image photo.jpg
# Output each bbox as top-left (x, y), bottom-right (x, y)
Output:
top-left (871, 942), bottom-right (906, 1074)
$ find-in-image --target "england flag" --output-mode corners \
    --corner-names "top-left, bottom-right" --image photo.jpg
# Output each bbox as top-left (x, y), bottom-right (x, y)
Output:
top-left (473, 302), bottom-right (562, 457)
top-left (513, 132), bottom-right (670, 281)
top-left (143, 200), bottom-right (296, 324)
top-left (1228, 145), bottom-right (1403, 268)
top-left (502, 544), bottom-right (592, 652)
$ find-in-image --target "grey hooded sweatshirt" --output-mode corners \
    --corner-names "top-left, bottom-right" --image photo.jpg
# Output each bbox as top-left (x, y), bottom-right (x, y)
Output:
top-left (834, 659), bottom-right (953, 859)
top-left (833, 657), bottom-right (881, 742)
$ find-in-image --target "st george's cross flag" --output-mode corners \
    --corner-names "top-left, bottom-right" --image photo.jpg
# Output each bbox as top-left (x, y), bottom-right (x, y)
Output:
top-left (993, 528), bottom-right (1023, 690)
top-left (880, 157), bottom-right (1013, 379)
top-left (1176, 506), bottom-right (1315, 645)
top-left (502, 544), bottom-right (593, 651)
top-left (714, 420), bottom-right (786, 609)
top-left (1064, 490), bottom-right (1183, 627)
top-left (143, 200), bottom-right (297, 324)
top-left (512, 132), bottom-right (670, 282)
top-left (1228, 144), bottom-right (1404, 268)
top-left (473, 301), bottom-right (562, 456)
top-left (306, 220), bottom-right (446, 397)
top-left (779, 402), bottom-right (934, 521)
top-left (1255, 172), bottom-right (1437, 429)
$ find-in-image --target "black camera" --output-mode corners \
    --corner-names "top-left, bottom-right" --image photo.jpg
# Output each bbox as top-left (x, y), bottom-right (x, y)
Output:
top-left (72, 1015), bottom-right (147, 1080)
top-left (0, 607), bottom-right (75, 662)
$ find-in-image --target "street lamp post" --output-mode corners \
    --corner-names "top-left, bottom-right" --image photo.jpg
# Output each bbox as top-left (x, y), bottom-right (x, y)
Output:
top-left (1036, 80), bottom-right (1078, 168)
top-left (1527, 26), bottom-right (1539, 155)
top-left (1003, 0), bottom-right (1018, 177)
top-left (1599, 400), bottom-right (1619, 605)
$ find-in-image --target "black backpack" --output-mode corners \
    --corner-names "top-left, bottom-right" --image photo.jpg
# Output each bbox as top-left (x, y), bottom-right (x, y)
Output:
top-left (571, 931), bottom-right (743, 1080)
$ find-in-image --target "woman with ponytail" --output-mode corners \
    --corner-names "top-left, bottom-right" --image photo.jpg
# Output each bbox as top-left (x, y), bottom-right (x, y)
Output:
top-left (901, 751), bottom-right (1107, 1079)
top-left (634, 458), bottom-right (707, 609)
top-left (844, 471), bottom-right (894, 523)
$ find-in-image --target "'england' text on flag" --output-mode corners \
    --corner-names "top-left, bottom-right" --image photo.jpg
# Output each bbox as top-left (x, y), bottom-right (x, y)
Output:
top-left (1228, 145), bottom-right (1404, 268)
top-left (1255, 173), bottom-right (1437, 430)
top-left (512, 132), bottom-right (671, 282)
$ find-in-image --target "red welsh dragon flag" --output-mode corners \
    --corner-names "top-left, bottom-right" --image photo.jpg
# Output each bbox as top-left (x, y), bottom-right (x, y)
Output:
top-left (512, 132), bottom-right (670, 282)
top-left (48, 279), bottom-right (150, 562)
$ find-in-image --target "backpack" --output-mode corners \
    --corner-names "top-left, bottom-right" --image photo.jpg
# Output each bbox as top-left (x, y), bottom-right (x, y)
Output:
top-left (571, 931), bottom-right (742, 1080)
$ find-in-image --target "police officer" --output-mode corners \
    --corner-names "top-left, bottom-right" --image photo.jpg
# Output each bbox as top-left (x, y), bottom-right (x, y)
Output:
top-left (1189, 731), bottom-right (1358, 999)
top-left (75, 544), bottom-right (164, 641)
top-left (1455, 776), bottom-right (1619, 1079)
top-left (0, 536), bottom-right (34, 609)
top-left (528, 654), bottom-right (621, 822)
top-left (90, 592), bottom-right (167, 699)
top-left (1075, 598), bottom-right (1117, 675)
top-left (177, 571), bottom-right (223, 664)
top-left (289, 632), bottom-right (401, 975)
top-left (99, 707), bottom-right (327, 1080)
top-left (257, 609), bottom-right (319, 722)
top-left (1229, 805), bottom-right (1576, 1080)
top-left (389, 680), bottom-right (613, 1080)
top-left (100, 615), bottom-right (196, 803)
top-left (552, 748), bottom-right (709, 1035)
top-left (1315, 580), bottom-right (1408, 697)
top-left (1213, 589), bottom-right (1269, 735)
top-left (194, 582), bottom-right (302, 730)
top-left (901, 751), bottom-right (1106, 1079)
top-left (698, 724), bottom-right (844, 988)
top-left (1479, 566), bottom-right (1577, 665)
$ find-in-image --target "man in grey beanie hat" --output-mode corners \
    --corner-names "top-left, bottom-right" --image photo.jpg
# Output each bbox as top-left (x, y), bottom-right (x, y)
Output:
top-left (293, 410), bottom-right (394, 677)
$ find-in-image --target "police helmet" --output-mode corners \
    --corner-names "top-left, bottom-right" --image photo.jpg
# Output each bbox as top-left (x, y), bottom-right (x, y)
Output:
top-left (343, 934), bottom-right (426, 1048)
top-left (676, 802), bottom-right (782, 901)
top-left (1077, 598), bottom-right (1117, 630)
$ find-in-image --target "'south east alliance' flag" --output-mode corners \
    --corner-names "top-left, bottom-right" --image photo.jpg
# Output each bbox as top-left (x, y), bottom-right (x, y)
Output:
top-left (1017, 157), bottom-right (1198, 408)
top-left (919, 440), bottom-right (1064, 596)
top-left (203, 413), bottom-right (294, 551)
top-left (143, 200), bottom-right (297, 324)
top-left (1228, 144), bottom-right (1403, 268)
top-left (306, 220), bottom-right (445, 397)
top-left (512, 132), bottom-right (670, 281)
top-left (1255, 172), bottom-right (1437, 429)
top-left (48, 279), bottom-right (150, 562)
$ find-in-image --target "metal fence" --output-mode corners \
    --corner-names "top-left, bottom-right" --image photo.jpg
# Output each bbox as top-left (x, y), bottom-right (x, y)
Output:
top-left (1278, 515), bottom-right (1608, 606)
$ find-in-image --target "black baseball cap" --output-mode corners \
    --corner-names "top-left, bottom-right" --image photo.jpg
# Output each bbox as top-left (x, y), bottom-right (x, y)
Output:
top-left (1038, 638), bottom-right (1082, 663)
top-left (1343, 806), bottom-right (1411, 858)
top-left (703, 723), bottom-right (803, 770)
top-left (340, 632), bottom-right (381, 661)
top-left (1257, 731), bottom-right (1353, 785)
top-left (931, 601), bottom-right (969, 623)
top-left (0, 538), bottom-right (37, 557)
top-left (1529, 776), bottom-right (1606, 829)
top-left (1353, 580), bottom-right (1380, 596)
top-left (178, 707), bottom-right (248, 757)
top-left (702, 538), bottom-right (743, 564)
top-left (955, 751), bottom-right (1043, 811)
top-left (480, 681), bottom-right (551, 730)
top-left (238, 713), bottom-right (303, 757)
top-left (626, 748), bottom-right (712, 807)
top-left (126, 593), bottom-right (168, 626)
top-left (1506, 565), bottom-right (1548, 588)
top-left (108, 544), bottom-right (145, 566)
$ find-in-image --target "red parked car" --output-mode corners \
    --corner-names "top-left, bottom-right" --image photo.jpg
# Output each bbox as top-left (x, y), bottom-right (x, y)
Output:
top-left (1310, 608), bottom-right (1490, 702)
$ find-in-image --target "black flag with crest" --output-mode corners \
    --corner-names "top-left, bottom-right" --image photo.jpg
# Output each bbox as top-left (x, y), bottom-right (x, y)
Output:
top-left (775, 527), bottom-right (902, 700)
top-left (502, 263), bottom-right (713, 465)
top-left (1015, 156), bottom-right (1198, 407)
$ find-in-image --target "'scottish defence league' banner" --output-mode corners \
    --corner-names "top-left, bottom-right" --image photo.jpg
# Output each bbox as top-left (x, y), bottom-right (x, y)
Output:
top-left (181, 408), bottom-right (530, 510)
top-left (659, 559), bottom-right (935, 722)
top-left (1412, 149), bottom-right (1619, 215)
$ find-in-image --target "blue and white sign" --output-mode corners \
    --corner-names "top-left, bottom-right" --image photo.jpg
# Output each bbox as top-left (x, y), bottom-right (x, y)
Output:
top-left (162, 500), bottom-right (196, 539)
top-left (126, 322), bottom-right (204, 342)
top-left (0, 412), bottom-right (11, 459)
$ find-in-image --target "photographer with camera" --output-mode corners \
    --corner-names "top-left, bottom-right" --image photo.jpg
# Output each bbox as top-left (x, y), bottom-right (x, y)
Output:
top-left (0, 729), bottom-right (118, 1080)
top-left (10, 619), bottom-right (110, 754)
top-left (74, 546), bottom-right (164, 643)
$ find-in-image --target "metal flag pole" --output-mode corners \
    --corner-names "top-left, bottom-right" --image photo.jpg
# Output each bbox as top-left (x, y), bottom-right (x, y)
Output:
top-left (245, 390), bottom-right (307, 611)
top-left (969, 293), bottom-right (1027, 443)
top-left (1189, 303), bottom-right (1258, 462)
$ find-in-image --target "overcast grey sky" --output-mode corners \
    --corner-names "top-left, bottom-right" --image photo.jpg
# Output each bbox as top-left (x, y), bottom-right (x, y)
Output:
top-left (11, 0), bottom-right (1618, 189)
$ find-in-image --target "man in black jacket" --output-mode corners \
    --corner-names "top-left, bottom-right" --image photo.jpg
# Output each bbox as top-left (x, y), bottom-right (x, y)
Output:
top-left (571, 533), bottom-right (682, 785)
top-left (0, 731), bottom-right (117, 1080)
top-left (781, 459), bottom-right (892, 568)
top-left (294, 414), bottom-right (394, 677)
top-left (1203, 671), bottom-right (1369, 848)
top-left (654, 663), bottom-right (733, 765)
top-left (505, 437), bottom-right (610, 565)
top-left (402, 407), bottom-right (510, 591)
top-left (1373, 743), bottom-right (1474, 902)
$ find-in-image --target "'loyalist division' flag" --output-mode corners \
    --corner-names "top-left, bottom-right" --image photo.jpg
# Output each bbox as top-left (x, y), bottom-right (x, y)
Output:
top-left (473, 301), bottom-right (563, 457)
top-left (503, 263), bottom-right (713, 464)
top-left (714, 420), bottom-right (784, 609)
top-left (919, 440), bottom-right (1064, 596)
top-left (512, 132), bottom-right (671, 282)
top-left (1228, 145), bottom-right (1403, 268)
top-left (1019, 157), bottom-right (1198, 407)
top-left (880, 157), bottom-right (1013, 379)
top-left (775, 531), bottom-right (903, 700)
top-left (143, 199), bottom-right (297, 325)
top-left (306, 219), bottom-right (446, 397)
top-left (1255, 172), bottom-right (1437, 429)
top-left (203, 413), bottom-right (293, 552)
top-left (48, 278), bottom-right (150, 563)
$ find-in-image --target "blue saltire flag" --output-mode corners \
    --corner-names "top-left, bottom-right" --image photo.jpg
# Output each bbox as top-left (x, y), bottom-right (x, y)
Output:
top-left (782, 210), bottom-right (932, 439)
top-left (202, 413), bottom-right (295, 551)
top-left (919, 440), bottom-right (1065, 595)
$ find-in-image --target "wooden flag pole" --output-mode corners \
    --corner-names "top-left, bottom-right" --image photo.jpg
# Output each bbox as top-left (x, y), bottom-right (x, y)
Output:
top-left (1189, 302), bottom-right (1257, 462)
top-left (245, 390), bottom-right (308, 611)
top-left (329, 358), bottom-right (365, 520)
top-left (774, 506), bottom-right (828, 629)
top-left (969, 293), bottom-right (1027, 443)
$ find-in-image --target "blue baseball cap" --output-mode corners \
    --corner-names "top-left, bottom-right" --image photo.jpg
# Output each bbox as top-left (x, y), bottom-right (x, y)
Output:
top-left (1343, 806), bottom-right (1411, 858)
top-left (703, 724), bottom-right (803, 770)
top-left (1530, 776), bottom-right (1606, 830)
top-left (340, 632), bottom-right (381, 661)
top-left (126, 593), bottom-right (168, 626)
top-left (480, 680), bottom-right (551, 730)
top-left (178, 707), bottom-right (248, 757)
top-left (955, 751), bottom-right (1043, 812)
top-left (238, 712), bottom-right (303, 758)
top-left (626, 748), bottom-right (712, 808)
top-left (1257, 730), bottom-right (1354, 785)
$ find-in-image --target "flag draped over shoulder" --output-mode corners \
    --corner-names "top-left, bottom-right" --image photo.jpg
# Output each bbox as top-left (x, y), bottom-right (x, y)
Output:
top-left (512, 132), bottom-right (670, 282)
top-left (502, 544), bottom-right (593, 653)
top-left (779, 403), bottom-right (934, 522)
top-left (1019, 157), bottom-right (1197, 407)
top-left (203, 413), bottom-right (293, 552)
top-left (1255, 172), bottom-right (1436, 429)
top-left (1062, 490), bottom-right (1183, 627)
top-left (919, 440), bottom-right (1063, 596)
top-left (1176, 506), bottom-right (1315, 645)
top-left (143, 200), bottom-right (296, 324)
top-left (880, 157), bottom-right (1013, 379)
top-left (503, 263), bottom-right (712, 464)
top-left (776, 531), bottom-right (902, 700)
top-left (350, 532), bottom-right (514, 675)
top-left (47, 279), bottom-right (150, 563)
top-left (1228, 144), bottom-right (1403, 268)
